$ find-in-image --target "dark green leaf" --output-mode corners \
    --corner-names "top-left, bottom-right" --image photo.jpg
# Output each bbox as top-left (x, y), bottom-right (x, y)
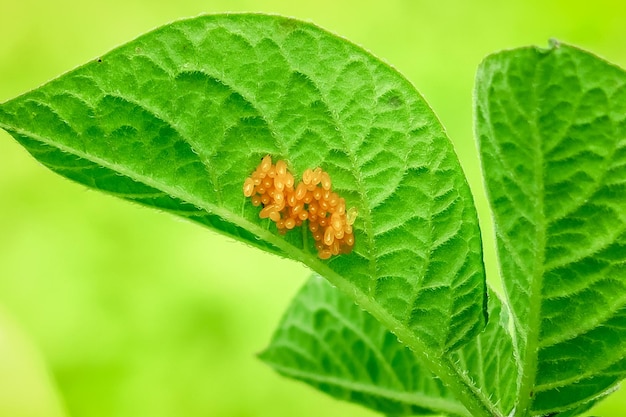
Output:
top-left (261, 275), bottom-right (516, 417)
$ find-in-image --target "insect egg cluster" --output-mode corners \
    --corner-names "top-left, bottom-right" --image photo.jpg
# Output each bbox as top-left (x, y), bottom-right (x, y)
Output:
top-left (243, 155), bottom-right (356, 259)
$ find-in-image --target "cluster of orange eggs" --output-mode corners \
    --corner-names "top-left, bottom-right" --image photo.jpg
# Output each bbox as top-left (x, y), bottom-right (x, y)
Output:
top-left (243, 155), bottom-right (356, 259)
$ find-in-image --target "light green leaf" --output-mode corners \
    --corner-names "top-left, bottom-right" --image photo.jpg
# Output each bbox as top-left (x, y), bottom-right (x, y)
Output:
top-left (0, 15), bottom-right (484, 352)
top-left (476, 42), bottom-right (626, 415)
top-left (0, 14), bottom-right (488, 414)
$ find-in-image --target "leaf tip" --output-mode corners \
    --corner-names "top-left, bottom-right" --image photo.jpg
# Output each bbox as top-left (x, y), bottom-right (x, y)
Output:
top-left (548, 37), bottom-right (562, 50)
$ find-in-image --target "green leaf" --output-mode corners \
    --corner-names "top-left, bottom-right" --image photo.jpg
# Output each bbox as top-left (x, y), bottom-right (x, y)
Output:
top-left (261, 275), bottom-right (516, 417)
top-left (476, 42), bottom-right (626, 415)
top-left (0, 14), bottom-right (487, 413)
top-left (450, 292), bottom-right (517, 416)
top-left (260, 275), bottom-right (466, 417)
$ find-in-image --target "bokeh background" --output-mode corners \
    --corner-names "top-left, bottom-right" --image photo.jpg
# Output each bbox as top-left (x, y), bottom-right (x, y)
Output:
top-left (1, 1), bottom-right (626, 416)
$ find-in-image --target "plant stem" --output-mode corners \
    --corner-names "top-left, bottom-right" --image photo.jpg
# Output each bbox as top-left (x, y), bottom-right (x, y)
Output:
top-left (401, 331), bottom-right (503, 417)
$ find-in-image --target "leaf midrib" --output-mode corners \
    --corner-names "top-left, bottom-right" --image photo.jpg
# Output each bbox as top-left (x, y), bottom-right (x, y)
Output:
top-left (306, 300), bottom-right (406, 388)
top-left (514, 58), bottom-right (547, 417)
top-left (0, 122), bottom-right (312, 259)
top-left (264, 361), bottom-right (471, 417)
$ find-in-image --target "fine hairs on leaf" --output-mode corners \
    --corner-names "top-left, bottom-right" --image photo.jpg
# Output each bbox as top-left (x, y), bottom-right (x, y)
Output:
top-left (476, 43), bottom-right (626, 415)
top-left (1, 13), bottom-right (625, 417)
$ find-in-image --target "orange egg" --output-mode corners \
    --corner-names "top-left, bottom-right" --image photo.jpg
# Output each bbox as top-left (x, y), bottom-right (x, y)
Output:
top-left (243, 157), bottom-right (357, 259)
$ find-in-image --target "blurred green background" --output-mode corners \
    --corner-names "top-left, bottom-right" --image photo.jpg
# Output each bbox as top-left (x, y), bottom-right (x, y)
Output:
top-left (1, 1), bottom-right (626, 416)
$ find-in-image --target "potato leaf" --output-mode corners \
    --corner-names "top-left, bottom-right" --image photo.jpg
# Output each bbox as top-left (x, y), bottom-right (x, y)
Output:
top-left (476, 42), bottom-right (626, 415)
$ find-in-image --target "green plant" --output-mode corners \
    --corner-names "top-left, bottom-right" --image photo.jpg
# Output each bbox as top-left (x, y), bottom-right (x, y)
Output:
top-left (1, 13), bottom-right (624, 417)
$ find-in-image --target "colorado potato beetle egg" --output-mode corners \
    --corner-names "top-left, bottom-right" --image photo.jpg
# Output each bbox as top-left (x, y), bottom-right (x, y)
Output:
top-left (243, 178), bottom-right (255, 197)
top-left (260, 155), bottom-right (272, 173)
top-left (243, 155), bottom-right (357, 259)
